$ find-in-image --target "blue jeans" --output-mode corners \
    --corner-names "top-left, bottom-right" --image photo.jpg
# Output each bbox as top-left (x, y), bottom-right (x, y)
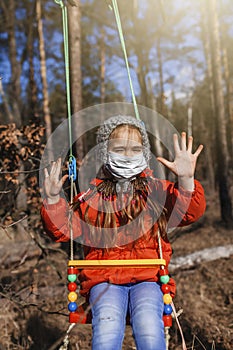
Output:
top-left (89, 282), bottom-right (165, 350)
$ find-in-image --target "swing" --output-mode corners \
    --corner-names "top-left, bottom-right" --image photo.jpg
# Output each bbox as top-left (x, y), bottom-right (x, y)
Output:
top-left (53, 1), bottom-right (185, 349)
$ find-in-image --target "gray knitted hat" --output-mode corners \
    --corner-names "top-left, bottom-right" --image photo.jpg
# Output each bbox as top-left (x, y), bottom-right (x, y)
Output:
top-left (96, 115), bottom-right (151, 164)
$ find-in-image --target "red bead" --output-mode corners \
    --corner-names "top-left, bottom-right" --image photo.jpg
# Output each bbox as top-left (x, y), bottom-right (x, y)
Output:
top-left (68, 282), bottom-right (77, 292)
top-left (161, 284), bottom-right (171, 294)
top-left (159, 268), bottom-right (169, 276)
top-left (69, 310), bottom-right (87, 324)
top-left (68, 267), bottom-right (79, 275)
top-left (163, 315), bottom-right (172, 327)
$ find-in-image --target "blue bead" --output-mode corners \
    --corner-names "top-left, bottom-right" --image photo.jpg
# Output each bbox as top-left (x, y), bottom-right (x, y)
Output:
top-left (164, 304), bottom-right (173, 315)
top-left (68, 302), bottom-right (77, 312)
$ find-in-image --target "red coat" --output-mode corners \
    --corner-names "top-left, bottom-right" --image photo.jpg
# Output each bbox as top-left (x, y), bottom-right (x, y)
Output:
top-left (41, 170), bottom-right (206, 297)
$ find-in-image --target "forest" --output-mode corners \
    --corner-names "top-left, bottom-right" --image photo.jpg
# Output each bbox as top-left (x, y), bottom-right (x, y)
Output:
top-left (0, 0), bottom-right (232, 349)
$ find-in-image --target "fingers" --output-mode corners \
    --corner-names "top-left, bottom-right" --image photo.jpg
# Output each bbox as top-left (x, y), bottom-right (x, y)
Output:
top-left (60, 174), bottom-right (69, 186)
top-left (181, 132), bottom-right (187, 151)
top-left (173, 134), bottom-right (180, 154)
top-left (44, 168), bottom-right (49, 178)
top-left (194, 144), bottom-right (204, 158)
top-left (44, 159), bottom-right (63, 188)
top-left (157, 157), bottom-right (174, 170)
top-left (174, 132), bottom-right (200, 154)
top-left (173, 133), bottom-right (188, 153)
top-left (55, 158), bottom-right (62, 177)
top-left (50, 158), bottom-right (61, 177)
top-left (157, 157), bottom-right (177, 175)
top-left (187, 135), bottom-right (193, 152)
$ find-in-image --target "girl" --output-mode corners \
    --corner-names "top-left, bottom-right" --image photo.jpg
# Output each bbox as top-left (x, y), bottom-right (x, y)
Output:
top-left (41, 115), bottom-right (206, 350)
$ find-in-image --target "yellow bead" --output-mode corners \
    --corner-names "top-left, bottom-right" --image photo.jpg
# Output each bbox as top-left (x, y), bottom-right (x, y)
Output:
top-left (68, 291), bottom-right (78, 302)
top-left (163, 293), bottom-right (172, 304)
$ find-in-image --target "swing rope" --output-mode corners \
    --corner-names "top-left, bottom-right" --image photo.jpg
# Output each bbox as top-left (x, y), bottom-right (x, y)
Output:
top-left (54, 0), bottom-right (75, 261)
top-left (110, 0), bottom-right (140, 120)
top-left (54, 0), bottom-right (72, 156)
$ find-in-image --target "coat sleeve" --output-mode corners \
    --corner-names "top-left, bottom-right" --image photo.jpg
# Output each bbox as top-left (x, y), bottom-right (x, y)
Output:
top-left (40, 197), bottom-right (83, 242)
top-left (153, 179), bottom-right (206, 229)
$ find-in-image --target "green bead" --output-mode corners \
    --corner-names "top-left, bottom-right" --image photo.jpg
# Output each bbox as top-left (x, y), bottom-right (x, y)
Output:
top-left (160, 275), bottom-right (170, 284)
top-left (68, 274), bottom-right (77, 282)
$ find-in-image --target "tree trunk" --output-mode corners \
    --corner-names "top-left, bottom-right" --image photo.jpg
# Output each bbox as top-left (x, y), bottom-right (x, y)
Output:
top-left (147, 77), bottom-right (163, 158)
top-left (0, 79), bottom-right (14, 123)
top-left (207, 0), bottom-right (233, 226)
top-left (198, 110), bottom-right (215, 193)
top-left (26, 0), bottom-right (38, 121)
top-left (67, 3), bottom-right (82, 114)
top-left (222, 46), bottom-right (233, 160)
top-left (136, 54), bottom-right (149, 107)
top-left (100, 28), bottom-right (106, 106)
top-left (6, 0), bottom-right (22, 126)
top-left (200, 0), bottom-right (216, 132)
top-left (156, 36), bottom-right (165, 115)
top-left (2, 1), bottom-right (28, 233)
top-left (67, 2), bottom-right (84, 188)
top-left (187, 103), bottom-right (192, 137)
top-left (36, 0), bottom-right (52, 141)
top-left (199, 0), bottom-right (215, 192)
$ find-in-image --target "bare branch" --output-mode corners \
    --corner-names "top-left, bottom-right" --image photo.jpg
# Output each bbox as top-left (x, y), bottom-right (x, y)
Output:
top-left (0, 215), bottom-right (28, 229)
top-left (0, 190), bottom-right (11, 194)
top-left (0, 0), bottom-right (7, 16)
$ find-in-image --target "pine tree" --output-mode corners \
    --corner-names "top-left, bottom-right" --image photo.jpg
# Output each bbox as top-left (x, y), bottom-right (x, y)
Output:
top-left (207, 0), bottom-right (233, 226)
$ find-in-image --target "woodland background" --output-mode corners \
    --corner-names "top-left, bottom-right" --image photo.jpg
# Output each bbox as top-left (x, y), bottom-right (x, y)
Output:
top-left (0, 0), bottom-right (233, 349)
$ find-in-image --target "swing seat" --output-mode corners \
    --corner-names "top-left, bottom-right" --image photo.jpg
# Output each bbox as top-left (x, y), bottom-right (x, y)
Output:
top-left (68, 258), bottom-right (166, 268)
top-left (68, 259), bottom-right (167, 324)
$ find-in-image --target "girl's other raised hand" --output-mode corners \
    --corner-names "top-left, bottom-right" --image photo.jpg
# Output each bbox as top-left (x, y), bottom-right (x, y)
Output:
top-left (44, 158), bottom-right (68, 204)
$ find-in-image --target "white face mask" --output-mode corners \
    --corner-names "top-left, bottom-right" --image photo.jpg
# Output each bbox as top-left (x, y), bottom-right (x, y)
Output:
top-left (106, 151), bottom-right (147, 179)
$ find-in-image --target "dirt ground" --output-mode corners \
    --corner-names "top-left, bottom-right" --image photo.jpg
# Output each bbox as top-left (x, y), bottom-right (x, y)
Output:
top-left (0, 190), bottom-right (232, 350)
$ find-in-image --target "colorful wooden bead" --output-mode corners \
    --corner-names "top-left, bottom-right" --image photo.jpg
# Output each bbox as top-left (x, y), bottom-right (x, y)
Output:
top-left (160, 275), bottom-right (170, 284)
top-left (68, 292), bottom-right (78, 302)
top-left (68, 302), bottom-right (77, 312)
top-left (163, 293), bottom-right (172, 304)
top-left (159, 268), bottom-right (169, 276)
top-left (68, 282), bottom-right (77, 292)
top-left (163, 315), bottom-right (172, 327)
top-left (68, 274), bottom-right (77, 283)
top-left (68, 267), bottom-right (78, 275)
top-left (164, 304), bottom-right (173, 315)
top-left (69, 311), bottom-right (87, 324)
top-left (161, 284), bottom-right (171, 294)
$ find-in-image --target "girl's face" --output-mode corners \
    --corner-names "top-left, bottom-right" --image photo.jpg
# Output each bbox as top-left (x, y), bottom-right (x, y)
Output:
top-left (108, 125), bottom-right (143, 157)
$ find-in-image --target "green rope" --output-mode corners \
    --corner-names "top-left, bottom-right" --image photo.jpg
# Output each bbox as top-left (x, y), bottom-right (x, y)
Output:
top-left (110, 0), bottom-right (140, 120)
top-left (54, 0), bottom-right (75, 261)
top-left (54, 0), bottom-right (73, 157)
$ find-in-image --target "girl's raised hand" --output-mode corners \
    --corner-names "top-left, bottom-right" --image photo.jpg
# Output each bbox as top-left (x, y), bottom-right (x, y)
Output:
top-left (157, 132), bottom-right (203, 191)
top-left (44, 158), bottom-right (68, 204)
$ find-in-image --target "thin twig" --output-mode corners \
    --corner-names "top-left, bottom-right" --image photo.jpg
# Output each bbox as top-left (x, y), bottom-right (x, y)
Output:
top-left (0, 215), bottom-right (28, 229)
top-left (0, 290), bottom-right (67, 316)
top-left (0, 215), bottom-right (28, 239)
top-left (191, 334), bottom-right (207, 350)
top-left (0, 167), bottom-right (45, 175)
